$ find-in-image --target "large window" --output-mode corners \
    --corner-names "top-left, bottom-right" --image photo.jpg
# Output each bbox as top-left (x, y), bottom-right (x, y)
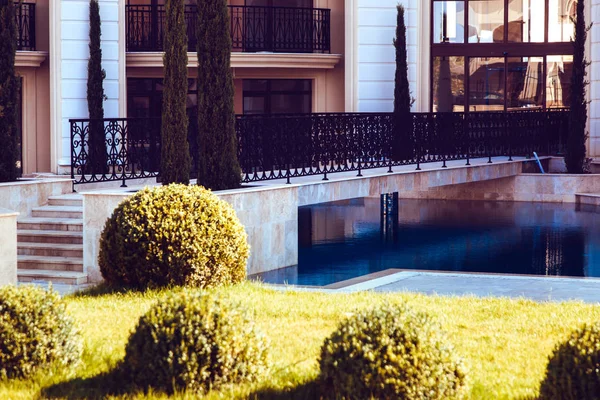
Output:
top-left (243, 79), bottom-right (312, 114)
top-left (431, 0), bottom-right (575, 111)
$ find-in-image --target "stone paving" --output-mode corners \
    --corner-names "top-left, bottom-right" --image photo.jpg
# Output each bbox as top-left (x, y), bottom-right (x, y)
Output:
top-left (334, 271), bottom-right (600, 303)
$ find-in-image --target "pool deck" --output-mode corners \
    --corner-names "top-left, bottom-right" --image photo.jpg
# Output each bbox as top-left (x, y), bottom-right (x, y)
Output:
top-left (269, 269), bottom-right (600, 303)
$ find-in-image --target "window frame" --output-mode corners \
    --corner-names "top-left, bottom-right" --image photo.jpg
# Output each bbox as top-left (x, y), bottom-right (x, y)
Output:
top-left (430, 0), bottom-right (574, 111)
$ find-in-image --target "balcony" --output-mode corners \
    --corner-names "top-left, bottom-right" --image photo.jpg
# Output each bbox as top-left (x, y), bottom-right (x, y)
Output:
top-left (126, 4), bottom-right (331, 54)
top-left (15, 2), bottom-right (35, 51)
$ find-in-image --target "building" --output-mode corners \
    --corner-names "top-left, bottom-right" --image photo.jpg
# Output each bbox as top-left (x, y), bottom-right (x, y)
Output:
top-left (11, 0), bottom-right (598, 176)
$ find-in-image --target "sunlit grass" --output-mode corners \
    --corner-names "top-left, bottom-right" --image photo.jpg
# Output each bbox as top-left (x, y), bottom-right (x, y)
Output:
top-left (0, 282), bottom-right (598, 399)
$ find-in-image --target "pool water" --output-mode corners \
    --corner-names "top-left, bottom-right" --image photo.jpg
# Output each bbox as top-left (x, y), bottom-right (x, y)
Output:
top-left (256, 198), bottom-right (600, 286)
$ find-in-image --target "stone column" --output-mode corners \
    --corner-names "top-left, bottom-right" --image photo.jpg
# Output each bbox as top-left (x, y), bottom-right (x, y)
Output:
top-left (0, 209), bottom-right (18, 285)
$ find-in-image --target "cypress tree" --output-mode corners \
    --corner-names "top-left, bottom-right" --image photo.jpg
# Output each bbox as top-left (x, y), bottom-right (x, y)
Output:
top-left (392, 4), bottom-right (412, 161)
top-left (565, 0), bottom-right (589, 174)
top-left (196, 0), bottom-right (241, 190)
top-left (87, 0), bottom-right (107, 175)
top-left (0, 0), bottom-right (19, 182)
top-left (160, 0), bottom-right (191, 185)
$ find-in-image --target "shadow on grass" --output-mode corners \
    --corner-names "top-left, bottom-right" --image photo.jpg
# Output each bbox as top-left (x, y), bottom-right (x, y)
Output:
top-left (68, 282), bottom-right (133, 298)
top-left (249, 380), bottom-right (322, 400)
top-left (41, 368), bottom-right (135, 400)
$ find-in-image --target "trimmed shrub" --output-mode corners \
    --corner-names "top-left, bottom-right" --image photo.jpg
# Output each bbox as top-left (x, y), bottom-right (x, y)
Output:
top-left (539, 322), bottom-right (600, 400)
top-left (99, 184), bottom-right (249, 289)
top-left (121, 290), bottom-right (269, 394)
top-left (319, 303), bottom-right (468, 399)
top-left (0, 285), bottom-right (82, 379)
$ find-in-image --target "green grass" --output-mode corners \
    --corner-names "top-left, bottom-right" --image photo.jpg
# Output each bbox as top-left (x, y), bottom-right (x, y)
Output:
top-left (1, 282), bottom-right (599, 399)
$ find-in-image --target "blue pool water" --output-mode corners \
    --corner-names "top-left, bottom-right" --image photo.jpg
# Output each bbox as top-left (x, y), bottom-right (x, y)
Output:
top-left (256, 199), bottom-right (600, 287)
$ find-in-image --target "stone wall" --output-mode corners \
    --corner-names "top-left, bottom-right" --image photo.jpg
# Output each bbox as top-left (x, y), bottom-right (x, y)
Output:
top-left (82, 186), bottom-right (299, 283)
top-left (0, 179), bottom-right (72, 218)
top-left (0, 209), bottom-right (18, 285)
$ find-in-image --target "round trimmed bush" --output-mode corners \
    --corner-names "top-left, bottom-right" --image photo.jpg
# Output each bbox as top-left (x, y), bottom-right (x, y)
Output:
top-left (0, 285), bottom-right (82, 379)
top-left (539, 322), bottom-right (600, 400)
top-left (319, 303), bottom-right (468, 399)
top-left (121, 290), bottom-right (269, 394)
top-left (99, 184), bottom-right (249, 289)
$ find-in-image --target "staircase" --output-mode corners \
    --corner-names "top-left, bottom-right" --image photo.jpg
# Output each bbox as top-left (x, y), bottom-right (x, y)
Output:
top-left (17, 194), bottom-right (87, 285)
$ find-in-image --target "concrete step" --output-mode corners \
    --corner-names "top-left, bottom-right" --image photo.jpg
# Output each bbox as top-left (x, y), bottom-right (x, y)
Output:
top-left (17, 217), bottom-right (83, 232)
top-left (18, 255), bottom-right (83, 272)
top-left (47, 194), bottom-right (83, 207)
top-left (32, 206), bottom-right (83, 219)
top-left (17, 230), bottom-right (83, 245)
top-left (18, 243), bottom-right (83, 258)
top-left (17, 269), bottom-right (88, 285)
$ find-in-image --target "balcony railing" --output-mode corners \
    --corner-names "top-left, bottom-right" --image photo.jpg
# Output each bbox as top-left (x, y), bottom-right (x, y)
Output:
top-left (126, 4), bottom-right (331, 53)
top-left (15, 2), bottom-right (36, 51)
top-left (70, 109), bottom-right (569, 187)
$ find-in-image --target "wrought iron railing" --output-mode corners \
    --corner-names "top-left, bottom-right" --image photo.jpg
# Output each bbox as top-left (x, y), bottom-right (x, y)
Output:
top-left (70, 110), bottom-right (569, 186)
top-left (126, 4), bottom-right (331, 53)
top-left (15, 3), bottom-right (35, 51)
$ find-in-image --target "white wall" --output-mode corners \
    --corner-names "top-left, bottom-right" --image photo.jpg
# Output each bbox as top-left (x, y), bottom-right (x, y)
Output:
top-left (356, 0), bottom-right (419, 112)
top-left (590, 0), bottom-right (600, 157)
top-left (58, 0), bottom-right (121, 169)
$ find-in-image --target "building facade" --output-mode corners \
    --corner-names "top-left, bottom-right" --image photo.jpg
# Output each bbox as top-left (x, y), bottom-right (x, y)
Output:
top-left (12, 0), bottom-right (599, 176)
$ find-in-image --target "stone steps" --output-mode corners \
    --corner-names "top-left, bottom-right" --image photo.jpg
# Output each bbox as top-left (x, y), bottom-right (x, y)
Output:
top-left (32, 205), bottom-right (83, 219)
top-left (17, 194), bottom-right (87, 286)
top-left (18, 269), bottom-right (88, 285)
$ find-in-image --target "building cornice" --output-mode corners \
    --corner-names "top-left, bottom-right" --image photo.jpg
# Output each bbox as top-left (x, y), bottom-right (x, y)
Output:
top-left (15, 51), bottom-right (48, 68)
top-left (127, 52), bottom-right (342, 69)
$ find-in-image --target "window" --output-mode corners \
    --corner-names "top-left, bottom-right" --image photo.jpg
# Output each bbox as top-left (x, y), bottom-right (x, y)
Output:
top-left (243, 79), bottom-right (312, 114)
top-left (431, 0), bottom-right (575, 111)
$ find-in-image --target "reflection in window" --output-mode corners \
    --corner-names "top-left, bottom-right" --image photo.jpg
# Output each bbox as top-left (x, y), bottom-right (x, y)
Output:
top-left (469, 57), bottom-right (505, 111)
top-left (507, 0), bottom-right (545, 42)
top-left (546, 55), bottom-right (573, 108)
top-left (468, 0), bottom-right (505, 43)
top-left (242, 79), bottom-right (312, 114)
top-left (548, 0), bottom-right (576, 42)
top-left (433, 56), bottom-right (465, 112)
top-left (507, 57), bottom-right (543, 109)
top-left (433, 1), bottom-right (465, 43)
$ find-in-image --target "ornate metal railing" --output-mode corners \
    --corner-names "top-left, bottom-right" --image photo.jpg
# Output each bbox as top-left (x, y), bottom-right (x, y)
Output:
top-left (16, 3), bottom-right (35, 51)
top-left (125, 4), bottom-right (330, 53)
top-left (70, 109), bottom-right (569, 186)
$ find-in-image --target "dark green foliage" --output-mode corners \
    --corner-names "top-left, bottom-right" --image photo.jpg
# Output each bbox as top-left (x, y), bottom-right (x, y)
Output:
top-left (98, 184), bottom-right (249, 289)
top-left (0, 1), bottom-right (19, 182)
top-left (565, 0), bottom-right (589, 174)
top-left (0, 285), bottom-right (82, 380)
top-left (87, 0), bottom-right (107, 175)
top-left (539, 322), bottom-right (600, 399)
top-left (160, 0), bottom-right (191, 185)
top-left (392, 5), bottom-right (413, 161)
top-left (319, 303), bottom-right (468, 399)
top-left (121, 290), bottom-right (269, 394)
top-left (196, 0), bottom-right (241, 190)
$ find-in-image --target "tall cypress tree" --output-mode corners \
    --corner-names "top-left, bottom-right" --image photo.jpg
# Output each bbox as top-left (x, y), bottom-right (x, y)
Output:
top-left (160, 0), bottom-right (191, 185)
top-left (392, 4), bottom-right (412, 161)
top-left (196, 0), bottom-right (241, 190)
top-left (565, 0), bottom-right (588, 174)
top-left (0, 0), bottom-right (19, 182)
top-left (87, 0), bottom-right (107, 175)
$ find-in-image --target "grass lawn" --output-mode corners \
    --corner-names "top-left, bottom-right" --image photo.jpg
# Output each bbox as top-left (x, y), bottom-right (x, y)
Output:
top-left (1, 282), bottom-right (599, 399)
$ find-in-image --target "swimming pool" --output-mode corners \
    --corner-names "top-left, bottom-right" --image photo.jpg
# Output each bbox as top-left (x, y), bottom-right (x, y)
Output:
top-left (255, 198), bottom-right (600, 286)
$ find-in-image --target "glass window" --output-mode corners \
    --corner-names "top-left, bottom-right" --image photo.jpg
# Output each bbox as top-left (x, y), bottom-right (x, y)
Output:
top-left (242, 79), bottom-right (312, 114)
top-left (507, 56), bottom-right (544, 109)
top-left (546, 55), bottom-right (573, 108)
top-left (433, 56), bottom-right (465, 112)
top-left (507, 0), bottom-right (545, 42)
top-left (433, 1), bottom-right (465, 44)
top-left (468, 57), bottom-right (505, 111)
top-left (548, 0), bottom-right (576, 43)
top-left (468, 0), bottom-right (505, 43)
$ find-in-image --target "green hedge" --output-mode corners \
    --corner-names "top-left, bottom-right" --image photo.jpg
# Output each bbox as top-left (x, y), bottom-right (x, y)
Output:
top-left (99, 184), bottom-right (249, 289)
top-left (319, 303), bottom-right (468, 399)
top-left (0, 286), bottom-right (82, 379)
top-left (121, 290), bottom-right (269, 394)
